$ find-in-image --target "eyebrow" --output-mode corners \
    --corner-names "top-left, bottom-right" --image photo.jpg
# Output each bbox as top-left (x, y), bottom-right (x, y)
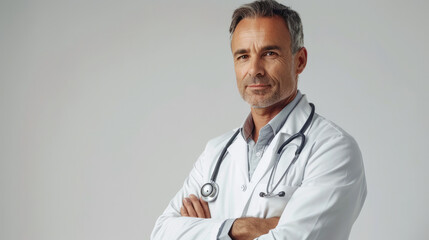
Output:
top-left (233, 45), bottom-right (282, 57)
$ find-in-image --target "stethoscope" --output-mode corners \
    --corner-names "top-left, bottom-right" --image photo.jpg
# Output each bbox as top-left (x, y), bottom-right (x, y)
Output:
top-left (201, 103), bottom-right (315, 202)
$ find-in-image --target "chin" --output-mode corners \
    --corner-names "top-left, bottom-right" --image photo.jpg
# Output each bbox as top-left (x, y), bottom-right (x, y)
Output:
top-left (243, 94), bottom-right (281, 109)
top-left (248, 97), bottom-right (285, 109)
top-left (251, 105), bottom-right (269, 109)
top-left (249, 100), bottom-right (275, 109)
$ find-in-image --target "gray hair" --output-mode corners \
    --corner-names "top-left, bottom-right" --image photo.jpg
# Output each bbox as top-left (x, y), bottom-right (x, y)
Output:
top-left (229, 0), bottom-right (304, 54)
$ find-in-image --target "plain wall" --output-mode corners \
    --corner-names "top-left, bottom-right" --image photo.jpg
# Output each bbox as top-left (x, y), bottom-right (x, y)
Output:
top-left (1, 0), bottom-right (428, 239)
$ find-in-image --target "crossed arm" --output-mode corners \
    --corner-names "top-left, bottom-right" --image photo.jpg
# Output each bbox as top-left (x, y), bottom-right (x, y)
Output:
top-left (181, 194), bottom-right (279, 240)
top-left (152, 134), bottom-right (367, 240)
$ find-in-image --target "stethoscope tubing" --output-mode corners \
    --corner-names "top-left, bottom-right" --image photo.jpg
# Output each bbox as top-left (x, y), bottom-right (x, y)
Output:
top-left (202, 103), bottom-right (315, 201)
top-left (210, 129), bottom-right (241, 182)
top-left (264, 103), bottom-right (315, 196)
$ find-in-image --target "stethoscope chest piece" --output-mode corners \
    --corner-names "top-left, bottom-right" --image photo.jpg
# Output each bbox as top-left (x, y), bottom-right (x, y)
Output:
top-left (201, 181), bottom-right (219, 202)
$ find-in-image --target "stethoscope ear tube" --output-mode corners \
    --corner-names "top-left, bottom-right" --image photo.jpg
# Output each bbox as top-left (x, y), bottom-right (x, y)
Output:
top-left (259, 191), bottom-right (286, 198)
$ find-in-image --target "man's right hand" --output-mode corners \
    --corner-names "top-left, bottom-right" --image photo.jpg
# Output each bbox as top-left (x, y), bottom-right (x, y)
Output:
top-left (229, 217), bottom-right (280, 240)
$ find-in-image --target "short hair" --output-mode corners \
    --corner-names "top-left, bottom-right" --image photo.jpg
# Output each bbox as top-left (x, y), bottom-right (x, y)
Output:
top-left (229, 0), bottom-right (304, 54)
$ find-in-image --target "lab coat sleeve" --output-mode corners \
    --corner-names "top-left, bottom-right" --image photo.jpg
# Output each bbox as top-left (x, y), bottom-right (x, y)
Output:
top-left (256, 133), bottom-right (367, 240)
top-left (150, 151), bottom-right (227, 240)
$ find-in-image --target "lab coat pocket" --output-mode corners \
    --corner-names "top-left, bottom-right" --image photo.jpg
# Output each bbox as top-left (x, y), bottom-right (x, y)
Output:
top-left (249, 184), bottom-right (298, 218)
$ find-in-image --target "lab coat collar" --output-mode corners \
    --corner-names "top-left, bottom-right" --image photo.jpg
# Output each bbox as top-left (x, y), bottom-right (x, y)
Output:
top-left (278, 95), bottom-right (313, 136)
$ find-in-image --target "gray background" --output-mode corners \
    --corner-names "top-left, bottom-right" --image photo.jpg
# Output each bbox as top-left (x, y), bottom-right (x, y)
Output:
top-left (1, 0), bottom-right (428, 239)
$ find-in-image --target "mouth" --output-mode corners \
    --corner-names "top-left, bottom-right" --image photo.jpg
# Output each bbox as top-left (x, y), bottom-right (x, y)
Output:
top-left (247, 84), bottom-right (271, 90)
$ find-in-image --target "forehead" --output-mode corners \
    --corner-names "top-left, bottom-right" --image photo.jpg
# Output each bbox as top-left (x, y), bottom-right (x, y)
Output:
top-left (231, 16), bottom-right (291, 51)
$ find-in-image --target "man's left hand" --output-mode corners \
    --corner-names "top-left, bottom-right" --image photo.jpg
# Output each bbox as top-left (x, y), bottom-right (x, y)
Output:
top-left (180, 194), bottom-right (211, 218)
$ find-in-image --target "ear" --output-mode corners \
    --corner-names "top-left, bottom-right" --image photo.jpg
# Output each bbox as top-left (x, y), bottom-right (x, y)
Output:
top-left (294, 47), bottom-right (307, 75)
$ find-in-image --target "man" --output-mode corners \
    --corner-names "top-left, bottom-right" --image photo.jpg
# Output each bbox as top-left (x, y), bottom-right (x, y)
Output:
top-left (151, 1), bottom-right (367, 239)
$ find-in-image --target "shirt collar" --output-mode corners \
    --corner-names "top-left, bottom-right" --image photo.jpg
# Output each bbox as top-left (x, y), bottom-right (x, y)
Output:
top-left (241, 90), bottom-right (303, 140)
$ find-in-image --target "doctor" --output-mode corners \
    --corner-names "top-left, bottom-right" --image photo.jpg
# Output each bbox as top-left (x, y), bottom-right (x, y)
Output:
top-left (151, 0), bottom-right (367, 239)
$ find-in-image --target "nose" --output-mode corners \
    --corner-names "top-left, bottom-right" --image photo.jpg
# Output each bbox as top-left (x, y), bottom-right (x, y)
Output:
top-left (248, 57), bottom-right (264, 77)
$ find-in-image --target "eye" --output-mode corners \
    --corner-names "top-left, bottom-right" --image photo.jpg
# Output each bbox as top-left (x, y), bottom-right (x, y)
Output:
top-left (264, 51), bottom-right (277, 57)
top-left (237, 55), bottom-right (249, 60)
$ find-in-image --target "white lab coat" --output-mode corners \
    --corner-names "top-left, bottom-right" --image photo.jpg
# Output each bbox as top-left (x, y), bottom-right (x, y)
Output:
top-left (151, 95), bottom-right (367, 240)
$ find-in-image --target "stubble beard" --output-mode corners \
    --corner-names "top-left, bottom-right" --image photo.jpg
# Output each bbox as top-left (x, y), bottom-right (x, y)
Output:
top-left (241, 87), bottom-right (282, 109)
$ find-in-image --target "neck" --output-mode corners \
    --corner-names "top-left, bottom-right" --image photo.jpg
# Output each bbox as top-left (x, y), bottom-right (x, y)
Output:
top-left (251, 92), bottom-right (297, 142)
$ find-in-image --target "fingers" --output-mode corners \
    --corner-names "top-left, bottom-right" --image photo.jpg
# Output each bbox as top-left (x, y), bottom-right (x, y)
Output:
top-left (182, 197), bottom-right (197, 217)
top-left (200, 197), bottom-right (211, 218)
top-left (180, 206), bottom-right (189, 217)
top-left (189, 194), bottom-right (206, 218)
top-left (181, 194), bottom-right (211, 218)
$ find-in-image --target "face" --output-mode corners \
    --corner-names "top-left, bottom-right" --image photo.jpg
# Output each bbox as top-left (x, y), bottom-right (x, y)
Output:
top-left (231, 16), bottom-right (307, 108)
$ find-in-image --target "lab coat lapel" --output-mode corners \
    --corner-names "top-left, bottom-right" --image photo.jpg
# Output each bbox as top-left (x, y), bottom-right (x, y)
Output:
top-left (226, 133), bottom-right (255, 216)
top-left (227, 133), bottom-right (249, 182)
